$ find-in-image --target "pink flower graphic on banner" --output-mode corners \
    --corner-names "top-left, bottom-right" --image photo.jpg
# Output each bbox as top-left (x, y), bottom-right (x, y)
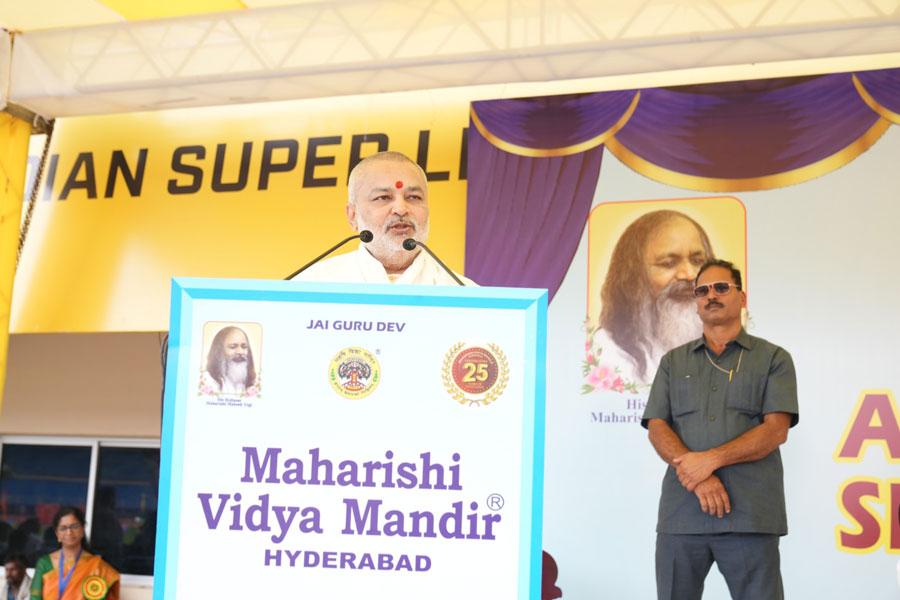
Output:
top-left (198, 371), bottom-right (262, 399)
top-left (585, 365), bottom-right (610, 388)
top-left (581, 318), bottom-right (642, 395)
top-left (586, 365), bottom-right (627, 392)
top-left (198, 378), bottom-right (217, 396)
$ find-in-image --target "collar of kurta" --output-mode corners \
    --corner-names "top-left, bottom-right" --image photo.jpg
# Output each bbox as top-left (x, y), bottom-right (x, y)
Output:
top-left (356, 242), bottom-right (427, 284)
top-left (690, 327), bottom-right (754, 352)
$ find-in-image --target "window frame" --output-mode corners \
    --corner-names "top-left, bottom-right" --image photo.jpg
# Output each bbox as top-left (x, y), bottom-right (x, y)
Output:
top-left (0, 435), bottom-right (160, 589)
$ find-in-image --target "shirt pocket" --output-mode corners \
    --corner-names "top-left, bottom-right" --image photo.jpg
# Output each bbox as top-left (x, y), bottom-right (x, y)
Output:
top-left (672, 374), bottom-right (701, 417)
top-left (725, 379), bottom-right (763, 417)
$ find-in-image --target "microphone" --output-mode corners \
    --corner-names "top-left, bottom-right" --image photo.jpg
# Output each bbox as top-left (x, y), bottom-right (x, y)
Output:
top-left (402, 238), bottom-right (465, 286)
top-left (285, 230), bottom-right (373, 280)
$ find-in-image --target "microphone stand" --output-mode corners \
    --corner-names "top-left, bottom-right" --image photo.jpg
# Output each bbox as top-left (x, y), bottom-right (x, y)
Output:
top-left (285, 231), bottom-right (373, 280)
top-left (402, 238), bottom-right (465, 286)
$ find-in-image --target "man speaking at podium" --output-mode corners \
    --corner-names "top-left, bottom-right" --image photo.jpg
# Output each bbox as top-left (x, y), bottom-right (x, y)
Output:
top-left (294, 151), bottom-right (475, 286)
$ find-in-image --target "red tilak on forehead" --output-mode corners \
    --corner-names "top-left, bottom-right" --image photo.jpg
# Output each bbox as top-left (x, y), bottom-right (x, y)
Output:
top-left (395, 180), bottom-right (403, 189)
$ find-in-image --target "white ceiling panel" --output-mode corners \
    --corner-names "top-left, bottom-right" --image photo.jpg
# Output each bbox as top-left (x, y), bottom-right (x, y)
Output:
top-left (4, 0), bottom-right (900, 117)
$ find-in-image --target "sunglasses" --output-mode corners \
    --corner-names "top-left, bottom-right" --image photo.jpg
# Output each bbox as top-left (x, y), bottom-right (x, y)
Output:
top-left (693, 281), bottom-right (741, 298)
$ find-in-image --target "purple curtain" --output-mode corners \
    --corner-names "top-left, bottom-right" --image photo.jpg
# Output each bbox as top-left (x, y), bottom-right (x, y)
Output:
top-left (465, 125), bottom-right (603, 297)
top-left (614, 74), bottom-right (883, 178)
top-left (465, 68), bottom-right (900, 297)
top-left (472, 91), bottom-right (637, 149)
top-left (465, 92), bottom-right (634, 297)
top-left (856, 68), bottom-right (900, 117)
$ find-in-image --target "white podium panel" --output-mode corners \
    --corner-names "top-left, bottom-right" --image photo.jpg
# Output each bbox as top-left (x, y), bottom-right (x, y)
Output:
top-left (154, 279), bottom-right (547, 600)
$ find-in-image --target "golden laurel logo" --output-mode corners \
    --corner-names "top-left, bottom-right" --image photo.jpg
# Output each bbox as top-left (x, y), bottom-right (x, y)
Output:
top-left (81, 575), bottom-right (109, 600)
top-left (329, 347), bottom-right (380, 399)
top-left (442, 342), bottom-right (509, 407)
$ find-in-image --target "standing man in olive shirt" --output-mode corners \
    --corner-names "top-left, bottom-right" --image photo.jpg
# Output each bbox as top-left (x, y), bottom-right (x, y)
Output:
top-left (642, 259), bottom-right (799, 600)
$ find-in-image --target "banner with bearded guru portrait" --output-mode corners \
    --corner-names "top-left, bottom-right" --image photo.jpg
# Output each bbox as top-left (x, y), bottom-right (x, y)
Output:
top-left (466, 68), bottom-right (900, 599)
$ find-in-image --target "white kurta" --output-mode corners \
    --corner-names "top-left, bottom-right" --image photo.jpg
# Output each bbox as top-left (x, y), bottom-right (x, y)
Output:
top-left (1, 575), bottom-right (32, 600)
top-left (293, 244), bottom-right (476, 286)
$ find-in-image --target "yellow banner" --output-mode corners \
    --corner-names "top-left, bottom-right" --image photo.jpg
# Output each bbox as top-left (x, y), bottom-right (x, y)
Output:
top-left (13, 91), bottom-right (472, 333)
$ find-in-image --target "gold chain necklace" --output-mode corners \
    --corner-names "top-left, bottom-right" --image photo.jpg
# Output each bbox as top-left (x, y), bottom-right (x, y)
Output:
top-left (705, 348), bottom-right (743, 383)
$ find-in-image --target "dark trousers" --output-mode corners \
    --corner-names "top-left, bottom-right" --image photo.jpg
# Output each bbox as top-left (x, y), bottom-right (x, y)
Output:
top-left (656, 533), bottom-right (783, 600)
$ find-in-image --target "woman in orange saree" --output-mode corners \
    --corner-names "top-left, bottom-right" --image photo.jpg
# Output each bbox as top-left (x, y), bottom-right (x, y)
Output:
top-left (30, 507), bottom-right (120, 600)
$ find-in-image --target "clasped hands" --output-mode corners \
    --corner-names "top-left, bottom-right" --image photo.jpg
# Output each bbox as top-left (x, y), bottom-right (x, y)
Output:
top-left (673, 450), bottom-right (731, 518)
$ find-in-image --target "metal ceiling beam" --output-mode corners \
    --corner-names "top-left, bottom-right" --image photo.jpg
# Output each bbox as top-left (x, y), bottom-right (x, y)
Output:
top-left (8, 0), bottom-right (900, 118)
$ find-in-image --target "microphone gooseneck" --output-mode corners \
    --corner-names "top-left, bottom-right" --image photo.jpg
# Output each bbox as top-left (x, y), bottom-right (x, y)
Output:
top-left (402, 238), bottom-right (465, 286)
top-left (284, 230), bottom-right (372, 280)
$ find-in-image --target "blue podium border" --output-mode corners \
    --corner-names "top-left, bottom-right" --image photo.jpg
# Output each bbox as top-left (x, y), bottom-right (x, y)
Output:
top-left (153, 278), bottom-right (547, 600)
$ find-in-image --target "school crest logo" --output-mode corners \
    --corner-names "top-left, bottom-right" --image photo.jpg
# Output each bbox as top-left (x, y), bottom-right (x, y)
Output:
top-left (329, 346), bottom-right (380, 399)
top-left (442, 342), bottom-right (509, 407)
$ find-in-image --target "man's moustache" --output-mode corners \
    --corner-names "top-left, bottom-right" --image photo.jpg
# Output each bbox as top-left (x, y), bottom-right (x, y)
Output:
top-left (230, 355), bottom-right (247, 362)
top-left (385, 218), bottom-right (416, 232)
top-left (705, 300), bottom-right (724, 309)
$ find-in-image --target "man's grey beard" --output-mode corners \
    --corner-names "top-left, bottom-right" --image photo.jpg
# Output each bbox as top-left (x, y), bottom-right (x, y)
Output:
top-left (221, 357), bottom-right (249, 388)
top-left (356, 214), bottom-right (429, 271)
top-left (640, 280), bottom-right (704, 358)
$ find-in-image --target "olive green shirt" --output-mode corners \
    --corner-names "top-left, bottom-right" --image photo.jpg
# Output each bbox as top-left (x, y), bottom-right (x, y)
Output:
top-left (642, 329), bottom-right (798, 534)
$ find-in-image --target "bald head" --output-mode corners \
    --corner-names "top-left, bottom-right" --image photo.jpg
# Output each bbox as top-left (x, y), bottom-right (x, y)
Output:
top-left (348, 151), bottom-right (428, 207)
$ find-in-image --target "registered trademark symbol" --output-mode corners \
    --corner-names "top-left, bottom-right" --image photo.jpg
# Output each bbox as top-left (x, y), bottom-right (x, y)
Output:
top-left (487, 493), bottom-right (504, 510)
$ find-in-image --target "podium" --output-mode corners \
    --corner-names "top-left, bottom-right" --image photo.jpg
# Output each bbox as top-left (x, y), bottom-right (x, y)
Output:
top-left (153, 278), bottom-right (547, 599)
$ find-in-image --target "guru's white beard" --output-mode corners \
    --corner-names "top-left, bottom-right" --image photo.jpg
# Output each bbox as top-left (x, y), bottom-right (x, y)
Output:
top-left (640, 281), bottom-right (704, 362)
top-left (652, 296), bottom-right (704, 354)
top-left (220, 358), bottom-right (249, 392)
